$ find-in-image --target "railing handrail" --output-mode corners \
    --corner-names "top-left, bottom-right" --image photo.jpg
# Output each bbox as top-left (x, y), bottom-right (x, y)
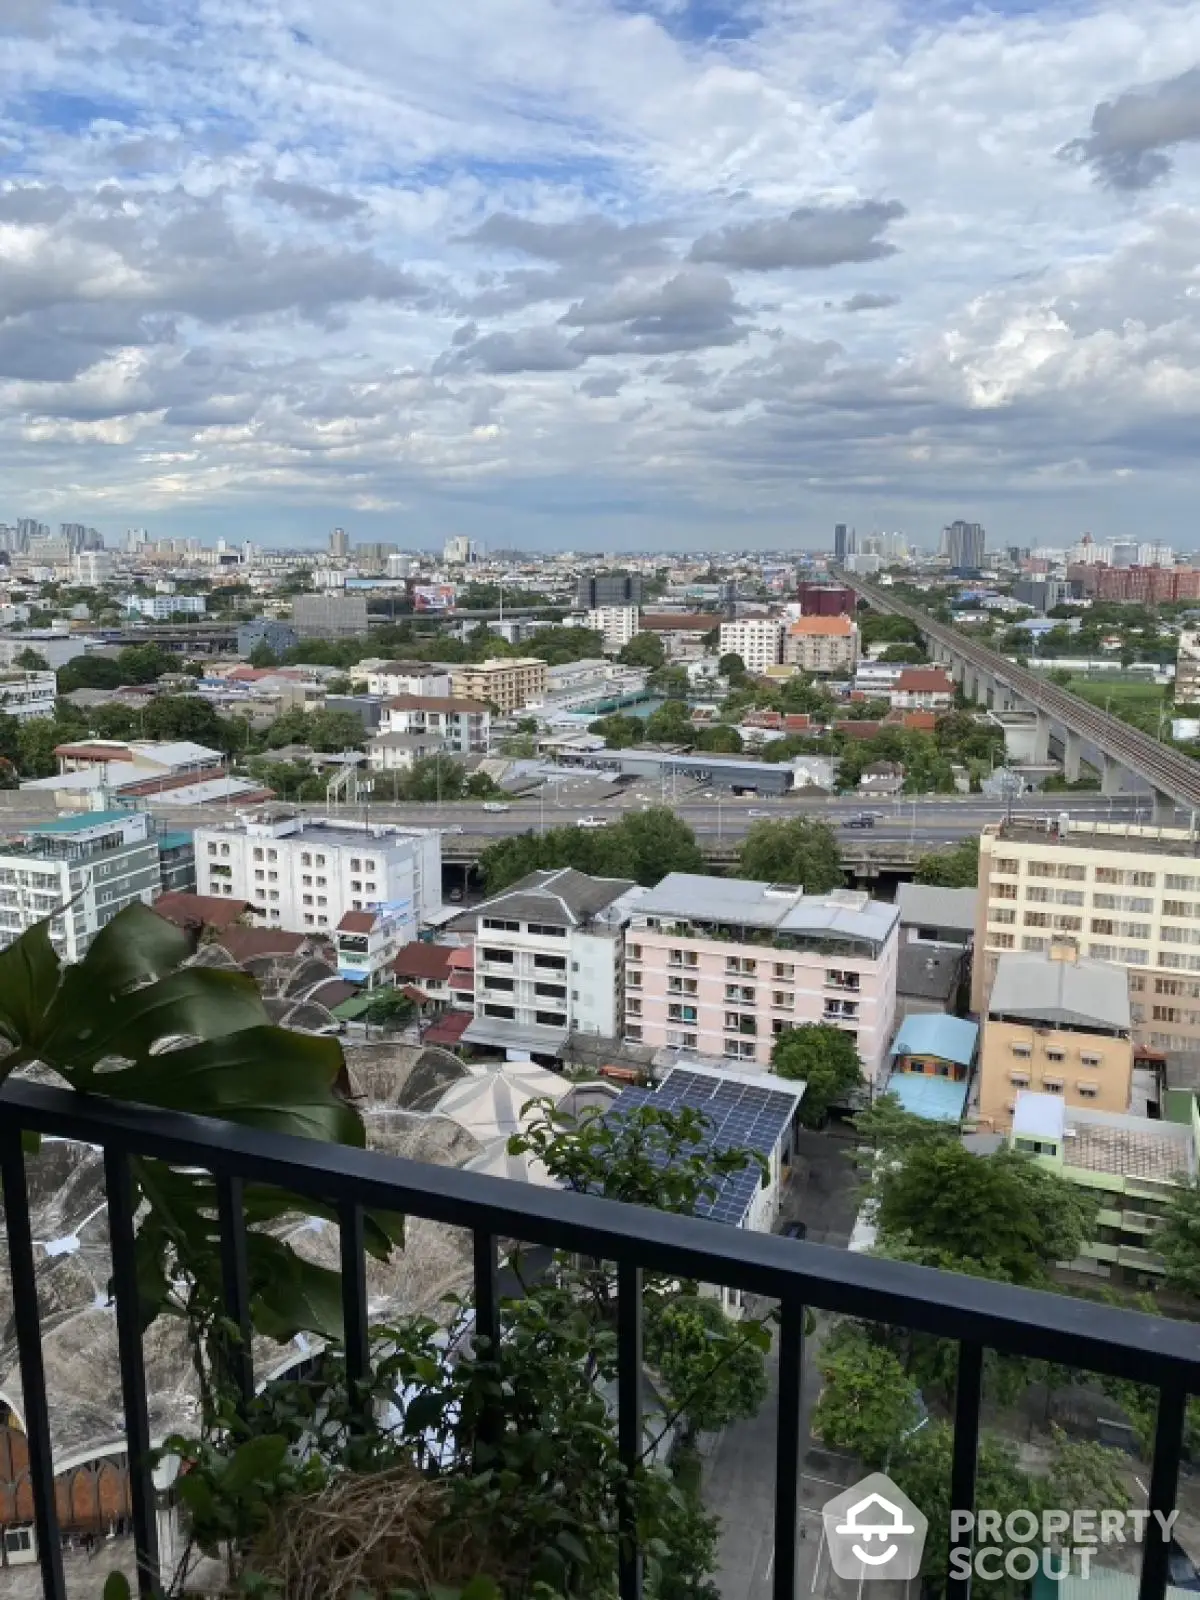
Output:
top-left (3, 1077), bottom-right (1198, 1387)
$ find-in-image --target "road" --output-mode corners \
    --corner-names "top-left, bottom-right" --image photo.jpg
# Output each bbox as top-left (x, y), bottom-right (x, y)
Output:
top-left (0, 788), bottom-right (1150, 844)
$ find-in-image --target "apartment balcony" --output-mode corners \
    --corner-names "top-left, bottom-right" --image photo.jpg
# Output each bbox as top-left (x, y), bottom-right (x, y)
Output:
top-left (0, 1080), bottom-right (1195, 1600)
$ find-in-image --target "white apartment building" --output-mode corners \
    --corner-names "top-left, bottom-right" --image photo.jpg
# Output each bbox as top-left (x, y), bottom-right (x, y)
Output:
top-left (364, 661), bottom-right (454, 698)
top-left (585, 606), bottom-right (640, 654)
top-left (625, 875), bottom-right (900, 1086)
top-left (124, 593), bottom-right (207, 620)
top-left (454, 868), bottom-right (646, 1052)
top-left (718, 618), bottom-right (783, 676)
top-left (974, 819), bottom-right (1200, 1057)
top-left (193, 809), bottom-right (442, 940)
top-left (0, 811), bottom-right (161, 961)
top-left (73, 550), bottom-right (113, 584)
top-left (0, 670), bottom-right (56, 721)
top-left (367, 695), bottom-right (492, 771)
top-left (1177, 631), bottom-right (1200, 704)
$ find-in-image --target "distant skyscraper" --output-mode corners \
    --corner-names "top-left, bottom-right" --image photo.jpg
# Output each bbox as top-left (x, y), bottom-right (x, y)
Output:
top-left (833, 524), bottom-right (855, 561)
top-left (575, 571), bottom-right (643, 609)
top-left (943, 520), bottom-right (985, 572)
top-left (443, 535), bottom-right (478, 565)
top-left (1109, 541), bottom-right (1139, 569)
top-left (329, 526), bottom-right (350, 559)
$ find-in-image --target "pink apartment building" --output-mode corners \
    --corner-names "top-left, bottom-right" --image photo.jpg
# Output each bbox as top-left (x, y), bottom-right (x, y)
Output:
top-left (624, 875), bottom-right (900, 1087)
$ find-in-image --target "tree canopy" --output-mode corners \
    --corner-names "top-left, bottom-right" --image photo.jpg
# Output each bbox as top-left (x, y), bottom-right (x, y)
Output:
top-left (771, 1024), bottom-right (862, 1126)
top-left (619, 632), bottom-right (666, 670)
top-left (914, 837), bottom-right (980, 888)
top-left (478, 807), bottom-right (707, 892)
top-left (737, 817), bottom-right (843, 893)
top-left (1157, 1176), bottom-right (1200, 1298)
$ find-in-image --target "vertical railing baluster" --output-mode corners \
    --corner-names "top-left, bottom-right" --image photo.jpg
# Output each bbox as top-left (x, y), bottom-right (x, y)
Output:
top-left (774, 1292), bottom-right (805, 1600)
top-left (1138, 1374), bottom-right (1188, 1600)
top-left (104, 1148), bottom-right (161, 1598)
top-left (215, 1174), bottom-right (254, 1408)
top-left (338, 1201), bottom-right (370, 1418)
top-left (472, 1230), bottom-right (502, 1461)
top-left (947, 1340), bottom-right (984, 1600)
top-left (618, 1259), bottom-right (643, 1600)
top-left (0, 1126), bottom-right (67, 1600)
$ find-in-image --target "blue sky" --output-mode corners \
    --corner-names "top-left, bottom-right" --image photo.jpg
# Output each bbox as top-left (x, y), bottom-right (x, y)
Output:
top-left (1, 0), bottom-right (1200, 550)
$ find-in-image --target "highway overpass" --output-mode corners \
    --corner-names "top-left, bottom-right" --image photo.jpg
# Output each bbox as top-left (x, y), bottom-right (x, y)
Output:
top-left (838, 572), bottom-right (1200, 822)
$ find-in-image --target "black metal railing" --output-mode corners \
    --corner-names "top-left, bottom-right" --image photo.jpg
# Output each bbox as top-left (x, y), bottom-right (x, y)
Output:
top-left (2, 1076), bottom-right (1199, 1600)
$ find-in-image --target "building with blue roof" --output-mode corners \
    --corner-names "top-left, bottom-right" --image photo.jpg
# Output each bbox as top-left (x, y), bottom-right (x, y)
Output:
top-left (883, 1013), bottom-right (979, 1124)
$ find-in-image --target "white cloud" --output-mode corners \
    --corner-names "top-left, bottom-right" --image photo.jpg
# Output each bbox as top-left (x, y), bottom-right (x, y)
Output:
top-left (1, 0), bottom-right (1200, 545)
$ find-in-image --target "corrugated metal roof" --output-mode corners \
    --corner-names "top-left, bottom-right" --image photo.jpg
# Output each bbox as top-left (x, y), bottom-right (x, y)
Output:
top-left (989, 951), bottom-right (1131, 1031)
top-left (890, 1012), bottom-right (979, 1068)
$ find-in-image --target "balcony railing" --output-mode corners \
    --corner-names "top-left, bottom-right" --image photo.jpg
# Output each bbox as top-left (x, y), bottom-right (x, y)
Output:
top-left (2, 1076), bottom-right (1198, 1600)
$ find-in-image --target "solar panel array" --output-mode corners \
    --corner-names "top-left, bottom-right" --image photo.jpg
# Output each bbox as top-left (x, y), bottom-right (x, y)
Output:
top-left (605, 1070), bottom-right (799, 1227)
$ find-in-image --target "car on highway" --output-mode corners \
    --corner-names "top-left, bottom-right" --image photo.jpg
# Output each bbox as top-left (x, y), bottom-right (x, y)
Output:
top-left (482, 801), bottom-right (510, 812)
top-left (442, 825), bottom-right (465, 835)
top-left (747, 808), bottom-right (772, 817)
top-left (578, 815), bottom-right (608, 829)
top-left (842, 812), bottom-right (877, 829)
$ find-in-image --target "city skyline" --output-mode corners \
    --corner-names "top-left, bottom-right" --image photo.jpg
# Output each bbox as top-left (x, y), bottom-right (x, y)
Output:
top-left (1, 1), bottom-right (1199, 549)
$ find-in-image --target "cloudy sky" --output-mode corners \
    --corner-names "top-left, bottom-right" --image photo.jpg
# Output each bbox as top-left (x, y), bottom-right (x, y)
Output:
top-left (3, 0), bottom-right (1200, 552)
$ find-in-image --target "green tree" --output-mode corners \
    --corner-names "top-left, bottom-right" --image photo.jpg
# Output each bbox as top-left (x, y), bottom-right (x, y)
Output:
top-left (737, 818), bottom-right (843, 892)
top-left (116, 642), bottom-right (174, 684)
top-left (477, 807), bottom-right (705, 893)
top-left (771, 1024), bottom-right (862, 1126)
top-left (56, 654), bottom-right (123, 692)
top-left (873, 1140), bottom-right (1097, 1285)
top-left (878, 642), bottom-right (924, 664)
top-left (619, 631), bottom-right (666, 670)
top-left (248, 639), bottom-right (281, 667)
top-left (1157, 1177), bottom-right (1200, 1298)
top-left (17, 717), bottom-right (62, 777)
top-left (644, 1292), bottom-right (769, 1447)
top-left (644, 699), bottom-right (694, 743)
top-left (914, 837), bottom-right (980, 888)
top-left (0, 709), bottom-right (20, 768)
top-left (694, 724), bottom-right (743, 753)
top-left (718, 651), bottom-right (747, 683)
top-left (13, 646), bottom-right (49, 671)
top-left (618, 806), bottom-right (708, 882)
top-left (142, 694), bottom-right (224, 745)
top-left (811, 1324), bottom-right (922, 1468)
top-left (588, 713), bottom-right (644, 748)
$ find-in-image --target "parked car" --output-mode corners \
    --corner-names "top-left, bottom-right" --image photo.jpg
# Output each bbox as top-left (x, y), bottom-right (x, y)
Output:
top-left (578, 815), bottom-right (608, 829)
top-left (842, 812), bottom-right (876, 829)
top-left (482, 801), bottom-right (510, 812)
top-left (748, 808), bottom-right (772, 817)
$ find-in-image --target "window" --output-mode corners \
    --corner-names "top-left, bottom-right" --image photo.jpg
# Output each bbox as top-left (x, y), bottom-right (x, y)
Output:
top-left (994, 883), bottom-right (1019, 901)
top-left (364, 859), bottom-right (376, 872)
top-left (316, 876), bottom-right (327, 888)
top-left (268, 871), bottom-right (278, 883)
top-left (351, 880), bottom-right (362, 893)
top-left (667, 1030), bottom-right (698, 1049)
top-left (670, 1004), bottom-right (699, 1023)
top-left (628, 943), bottom-right (642, 960)
top-left (826, 969), bottom-right (860, 991)
top-left (1041, 1079), bottom-right (1064, 1093)
top-left (772, 991), bottom-right (794, 1009)
top-left (992, 857), bottom-right (1019, 875)
top-left (1025, 912), bottom-right (1050, 928)
top-left (1080, 1051), bottom-right (1103, 1067)
top-left (535, 983), bottom-right (566, 999)
top-left (267, 849), bottom-right (276, 861)
top-left (1163, 901), bottom-right (1196, 919)
top-left (302, 874), bottom-right (312, 887)
top-left (535, 1011), bottom-right (567, 1027)
top-left (527, 921), bottom-right (566, 938)
top-left (481, 947), bottom-right (514, 964)
top-left (668, 977), bottom-right (698, 995)
top-left (627, 997), bottom-right (642, 1016)
top-left (625, 1023), bottom-right (643, 1041)
top-left (773, 962), bottom-right (794, 978)
top-left (351, 857), bottom-right (362, 871)
top-left (1009, 1071), bottom-right (1030, 1086)
top-left (254, 868), bottom-right (265, 881)
top-left (534, 954), bottom-right (566, 972)
top-left (627, 970), bottom-right (641, 988)
top-left (991, 933), bottom-right (1015, 950)
top-left (724, 1038), bottom-right (758, 1059)
top-left (1166, 874), bottom-right (1197, 892)
top-left (300, 852), bottom-right (310, 866)
top-left (1077, 1083), bottom-right (1099, 1098)
top-left (1025, 887), bottom-right (1051, 904)
top-left (304, 914), bottom-right (314, 926)
top-left (315, 854), bottom-right (325, 866)
top-left (484, 1003), bottom-right (515, 1020)
top-left (207, 842), bottom-right (218, 856)
top-left (1044, 1047), bottom-right (1065, 1062)
top-left (303, 894), bottom-right (313, 906)
top-left (1011, 1042), bottom-right (1032, 1057)
top-left (990, 908), bottom-right (1017, 925)
top-left (1022, 935), bottom-right (1047, 952)
top-left (483, 976), bottom-right (515, 992)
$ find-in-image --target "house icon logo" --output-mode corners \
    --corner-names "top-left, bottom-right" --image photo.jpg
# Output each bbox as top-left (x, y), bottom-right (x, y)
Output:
top-left (822, 1472), bottom-right (928, 1581)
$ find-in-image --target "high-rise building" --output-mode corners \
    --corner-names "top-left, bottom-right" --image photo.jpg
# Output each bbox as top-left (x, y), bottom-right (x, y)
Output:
top-left (0, 812), bottom-right (163, 962)
top-left (974, 818), bottom-right (1200, 1059)
top-left (943, 520), bottom-right (985, 572)
top-left (717, 617), bottom-right (784, 675)
top-left (833, 524), bottom-right (854, 561)
top-left (1110, 541), bottom-right (1139, 568)
top-left (329, 527), bottom-right (350, 559)
top-left (291, 593), bottom-right (369, 639)
top-left (1177, 632), bottom-right (1200, 704)
top-left (125, 527), bottom-right (149, 552)
top-left (575, 572), bottom-right (643, 610)
top-left (624, 876), bottom-right (899, 1086)
top-left (193, 810), bottom-right (442, 939)
top-left (585, 605), bottom-right (640, 653)
top-left (443, 535), bottom-right (477, 565)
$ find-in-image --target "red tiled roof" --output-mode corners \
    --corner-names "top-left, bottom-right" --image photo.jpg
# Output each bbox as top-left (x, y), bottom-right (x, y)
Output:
top-left (422, 1009), bottom-right (475, 1047)
top-left (337, 910), bottom-right (379, 934)
top-left (392, 941), bottom-right (454, 979)
top-left (894, 668), bottom-right (955, 692)
top-left (639, 613), bottom-right (723, 631)
top-left (55, 742), bottom-right (133, 761)
top-left (787, 615), bottom-right (854, 636)
top-left (218, 927), bottom-right (308, 961)
top-left (834, 720), bottom-right (883, 740)
top-left (386, 694), bottom-right (489, 714)
top-left (782, 714), bottom-right (812, 730)
top-left (153, 891), bottom-right (251, 931)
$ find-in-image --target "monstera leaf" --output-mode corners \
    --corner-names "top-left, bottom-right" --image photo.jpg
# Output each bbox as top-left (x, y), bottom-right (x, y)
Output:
top-left (0, 903), bottom-right (402, 1336)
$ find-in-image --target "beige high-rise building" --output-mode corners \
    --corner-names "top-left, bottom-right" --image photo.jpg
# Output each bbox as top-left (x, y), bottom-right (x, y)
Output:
top-left (974, 820), bottom-right (1200, 1057)
top-left (451, 657), bottom-right (548, 714)
top-left (1176, 631), bottom-right (1200, 705)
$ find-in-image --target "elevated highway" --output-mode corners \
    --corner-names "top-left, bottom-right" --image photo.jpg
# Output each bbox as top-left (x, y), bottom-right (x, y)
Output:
top-left (839, 573), bottom-right (1200, 821)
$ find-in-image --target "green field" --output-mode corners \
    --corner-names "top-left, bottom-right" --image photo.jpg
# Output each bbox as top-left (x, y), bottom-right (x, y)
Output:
top-left (1064, 676), bottom-right (1169, 736)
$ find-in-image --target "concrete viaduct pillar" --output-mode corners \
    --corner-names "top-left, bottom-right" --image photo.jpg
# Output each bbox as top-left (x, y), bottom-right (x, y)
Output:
top-left (1151, 789), bottom-right (1176, 826)
top-left (1100, 754), bottom-right (1123, 797)
top-left (1032, 714), bottom-right (1051, 765)
top-left (1062, 729), bottom-right (1082, 783)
